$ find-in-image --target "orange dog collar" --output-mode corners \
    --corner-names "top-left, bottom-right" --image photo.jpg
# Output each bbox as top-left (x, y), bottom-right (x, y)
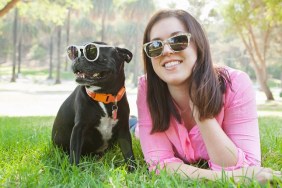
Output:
top-left (85, 86), bottom-right (126, 104)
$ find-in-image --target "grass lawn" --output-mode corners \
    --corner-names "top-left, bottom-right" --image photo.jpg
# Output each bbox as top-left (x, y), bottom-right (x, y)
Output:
top-left (0, 116), bottom-right (281, 187)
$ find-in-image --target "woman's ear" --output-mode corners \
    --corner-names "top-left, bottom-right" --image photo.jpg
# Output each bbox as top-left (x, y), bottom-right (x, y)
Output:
top-left (116, 47), bottom-right (133, 63)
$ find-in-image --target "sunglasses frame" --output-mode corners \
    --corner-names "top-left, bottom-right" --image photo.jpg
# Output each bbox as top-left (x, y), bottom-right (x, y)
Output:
top-left (67, 43), bottom-right (113, 62)
top-left (143, 33), bottom-right (192, 58)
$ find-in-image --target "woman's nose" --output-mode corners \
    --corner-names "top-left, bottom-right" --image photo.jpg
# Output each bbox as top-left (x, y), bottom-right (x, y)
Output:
top-left (162, 43), bottom-right (174, 56)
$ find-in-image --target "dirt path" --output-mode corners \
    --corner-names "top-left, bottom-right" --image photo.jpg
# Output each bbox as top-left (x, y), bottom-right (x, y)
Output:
top-left (0, 80), bottom-right (137, 116)
top-left (0, 79), bottom-right (281, 117)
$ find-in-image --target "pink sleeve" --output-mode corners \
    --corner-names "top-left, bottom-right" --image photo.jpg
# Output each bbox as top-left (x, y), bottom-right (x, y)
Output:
top-left (209, 71), bottom-right (261, 171)
top-left (136, 76), bottom-right (183, 171)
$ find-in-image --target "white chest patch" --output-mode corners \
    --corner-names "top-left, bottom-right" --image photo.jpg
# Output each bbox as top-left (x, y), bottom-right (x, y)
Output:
top-left (96, 102), bottom-right (118, 152)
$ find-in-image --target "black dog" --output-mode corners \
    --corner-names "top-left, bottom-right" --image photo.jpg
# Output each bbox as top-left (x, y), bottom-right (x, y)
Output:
top-left (52, 42), bottom-right (135, 171)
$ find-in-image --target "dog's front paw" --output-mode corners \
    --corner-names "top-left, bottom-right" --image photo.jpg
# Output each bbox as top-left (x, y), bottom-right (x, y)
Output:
top-left (127, 159), bottom-right (137, 172)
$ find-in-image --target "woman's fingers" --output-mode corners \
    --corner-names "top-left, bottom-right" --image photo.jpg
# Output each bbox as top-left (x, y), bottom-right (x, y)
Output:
top-left (233, 167), bottom-right (281, 184)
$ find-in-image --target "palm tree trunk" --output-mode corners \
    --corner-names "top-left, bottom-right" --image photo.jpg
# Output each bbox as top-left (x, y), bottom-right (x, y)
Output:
top-left (65, 8), bottom-right (71, 71)
top-left (55, 26), bottom-right (61, 84)
top-left (11, 8), bottom-right (18, 82)
top-left (48, 33), bottom-right (53, 79)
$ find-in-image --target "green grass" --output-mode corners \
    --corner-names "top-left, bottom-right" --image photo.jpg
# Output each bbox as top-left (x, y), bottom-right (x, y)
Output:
top-left (0, 116), bottom-right (281, 187)
top-left (257, 101), bottom-right (282, 112)
top-left (0, 66), bottom-right (74, 80)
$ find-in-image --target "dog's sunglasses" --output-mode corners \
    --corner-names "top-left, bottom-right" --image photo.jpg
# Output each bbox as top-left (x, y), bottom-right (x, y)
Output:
top-left (67, 43), bottom-right (113, 62)
top-left (143, 33), bottom-right (192, 58)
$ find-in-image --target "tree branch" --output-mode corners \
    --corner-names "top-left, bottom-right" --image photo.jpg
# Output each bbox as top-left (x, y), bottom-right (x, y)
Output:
top-left (0, 0), bottom-right (21, 18)
top-left (248, 25), bottom-right (264, 66)
top-left (263, 24), bottom-right (271, 62)
top-left (238, 31), bottom-right (260, 71)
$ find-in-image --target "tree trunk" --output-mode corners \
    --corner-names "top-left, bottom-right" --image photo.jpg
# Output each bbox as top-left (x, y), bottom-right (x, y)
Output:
top-left (65, 8), bottom-right (71, 71)
top-left (101, 10), bottom-right (106, 41)
top-left (48, 33), bottom-right (53, 79)
top-left (11, 8), bottom-right (18, 82)
top-left (17, 17), bottom-right (22, 77)
top-left (17, 34), bottom-right (22, 77)
top-left (238, 30), bottom-right (274, 101)
top-left (280, 71), bottom-right (282, 97)
top-left (252, 61), bottom-right (274, 101)
top-left (257, 76), bottom-right (274, 101)
top-left (55, 26), bottom-right (61, 84)
top-left (133, 31), bottom-right (140, 87)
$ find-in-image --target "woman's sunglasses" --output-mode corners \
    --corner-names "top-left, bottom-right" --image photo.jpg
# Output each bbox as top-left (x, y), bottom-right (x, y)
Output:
top-left (143, 33), bottom-right (192, 58)
top-left (67, 43), bottom-right (113, 62)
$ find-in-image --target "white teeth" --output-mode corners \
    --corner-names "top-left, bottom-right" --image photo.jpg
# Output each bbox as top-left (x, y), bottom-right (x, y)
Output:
top-left (93, 73), bottom-right (100, 78)
top-left (164, 61), bottom-right (180, 68)
top-left (75, 72), bottom-right (85, 78)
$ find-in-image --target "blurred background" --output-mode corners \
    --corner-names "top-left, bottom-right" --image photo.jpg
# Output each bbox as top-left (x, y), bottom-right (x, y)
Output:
top-left (0, 0), bottom-right (281, 116)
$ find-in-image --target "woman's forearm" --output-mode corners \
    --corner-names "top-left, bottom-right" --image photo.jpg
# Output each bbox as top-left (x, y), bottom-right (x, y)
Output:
top-left (165, 162), bottom-right (222, 180)
top-left (197, 118), bottom-right (238, 167)
top-left (165, 162), bottom-right (281, 184)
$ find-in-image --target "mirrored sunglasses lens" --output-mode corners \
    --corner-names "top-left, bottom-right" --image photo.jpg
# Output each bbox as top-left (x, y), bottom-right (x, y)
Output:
top-left (145, 41), bottom-right (163, 57)
top-left (169, 35), bottom-right (188, 51)
top-left (85, 44), bottom-right (98, 61)
top-left (67, 46), bottom-right (78, 60)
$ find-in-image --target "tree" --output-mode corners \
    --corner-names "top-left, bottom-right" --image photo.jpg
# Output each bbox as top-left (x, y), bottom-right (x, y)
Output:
top-left (0, 0), bottom-right (21, 18)
top-left (92, 0), bottom-right (115, 41)
top-left (121, 0), bottom-right (155, 85)
top-left (11, 8), bottom-right (18, 82)
top-left (221, 0), bottom-right (282, 101)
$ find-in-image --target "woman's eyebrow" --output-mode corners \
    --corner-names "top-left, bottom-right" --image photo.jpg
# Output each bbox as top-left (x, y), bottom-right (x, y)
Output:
top-left (150, 31), bottom-right (184, 41)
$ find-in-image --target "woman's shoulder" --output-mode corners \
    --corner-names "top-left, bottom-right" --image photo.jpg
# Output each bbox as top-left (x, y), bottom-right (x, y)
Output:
top-left (222, 66), bottom-right (255, 106)
top-left (137, 74), bottom-right (147, 88)
top-left (138, 74), bottom-right (147, 82)
top-left (223, 66), bottom-right (251, 83)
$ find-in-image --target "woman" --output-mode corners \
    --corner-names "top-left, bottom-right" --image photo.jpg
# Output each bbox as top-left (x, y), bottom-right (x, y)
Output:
top-left (137, 9), bottom-right (281, 183)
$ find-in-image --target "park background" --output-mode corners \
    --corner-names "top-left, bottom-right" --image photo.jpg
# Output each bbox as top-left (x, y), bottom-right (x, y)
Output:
top-left (0, 0), bottom-right (281, 117)
top-left (0, 0), bottom-right (281, 187)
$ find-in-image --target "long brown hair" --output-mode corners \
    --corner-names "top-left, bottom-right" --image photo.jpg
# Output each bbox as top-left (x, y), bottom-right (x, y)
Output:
top-left (142, 9), bottom-right (231, 133)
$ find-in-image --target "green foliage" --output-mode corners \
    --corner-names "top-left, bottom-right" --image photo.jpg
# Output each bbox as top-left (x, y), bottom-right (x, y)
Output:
top-left (0, 116), bottom-right (281, 187)
top-left (18, 0), bottom-right (93, 26)
top-left (221, 0), bottom-right (282, 31)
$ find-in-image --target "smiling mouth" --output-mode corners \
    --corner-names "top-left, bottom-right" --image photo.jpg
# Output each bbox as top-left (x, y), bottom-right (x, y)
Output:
top-left (163, 61), bottom-right (182, 69)
top-left (75, 71), bottom-right (107, 80)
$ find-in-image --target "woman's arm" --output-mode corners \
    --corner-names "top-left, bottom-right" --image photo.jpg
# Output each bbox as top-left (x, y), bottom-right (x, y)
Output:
top-left (192, 71), bottom-right (260, 168)
top-left (165, 162), bottom-right (281, 183)
top-left (137, 76), bottom-right (184, 170)
top-left (196, 118), bottom-right (239, 167)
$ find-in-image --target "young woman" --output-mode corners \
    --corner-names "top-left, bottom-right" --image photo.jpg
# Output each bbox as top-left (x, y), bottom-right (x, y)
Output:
top-left (136, 9), bottom-right (281, 183)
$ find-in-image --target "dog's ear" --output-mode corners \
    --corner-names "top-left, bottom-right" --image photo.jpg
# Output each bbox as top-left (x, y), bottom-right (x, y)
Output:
top-left (116, 47), bottom-right (133, 63)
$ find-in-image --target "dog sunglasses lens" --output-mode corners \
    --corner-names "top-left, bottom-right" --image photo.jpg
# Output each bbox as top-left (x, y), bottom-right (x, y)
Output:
top-left (85, 44), bottom-right (98, 61)
top-left (67, 46), bottom-right (79, 60)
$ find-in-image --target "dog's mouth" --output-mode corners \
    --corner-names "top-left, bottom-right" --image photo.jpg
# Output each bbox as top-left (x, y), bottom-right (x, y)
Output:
top-left (75, 71), bottom-right (108, 80)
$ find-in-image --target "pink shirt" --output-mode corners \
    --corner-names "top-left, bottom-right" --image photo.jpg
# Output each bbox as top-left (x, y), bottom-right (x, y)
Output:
top-left (136, 67), bottom-right (261, 171)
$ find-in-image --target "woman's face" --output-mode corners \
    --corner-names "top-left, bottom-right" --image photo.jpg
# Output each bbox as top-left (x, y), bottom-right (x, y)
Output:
top-left (149, 17), bottom-right (197, 87)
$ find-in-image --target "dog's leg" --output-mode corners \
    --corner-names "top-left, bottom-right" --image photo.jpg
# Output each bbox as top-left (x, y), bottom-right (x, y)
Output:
top-left (70, 123), bottom-right (84, 165)
top-left (117, 127), bottom-right (136, 171)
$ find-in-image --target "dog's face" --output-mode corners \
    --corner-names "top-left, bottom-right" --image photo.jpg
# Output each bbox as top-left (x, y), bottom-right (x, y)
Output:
top-left (70, 42), bottom-right (132, 88)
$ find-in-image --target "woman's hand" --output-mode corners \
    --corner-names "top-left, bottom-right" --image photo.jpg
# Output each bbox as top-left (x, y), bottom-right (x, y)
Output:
top-left (229, 166), bottom-right (281, 184)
